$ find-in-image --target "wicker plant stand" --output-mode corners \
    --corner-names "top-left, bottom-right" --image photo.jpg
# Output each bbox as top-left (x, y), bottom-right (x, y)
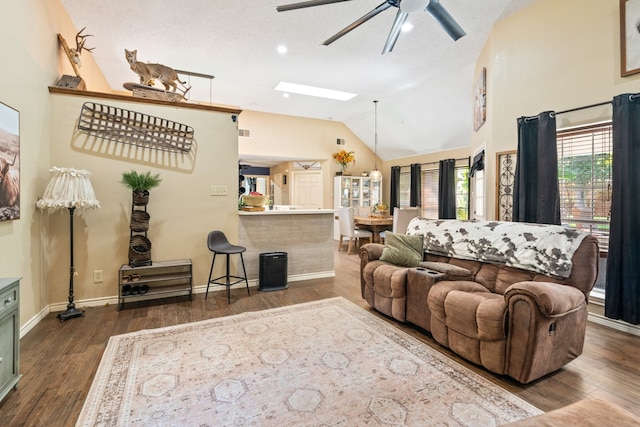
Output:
top-left (128, 190), bottom-right (152, 267)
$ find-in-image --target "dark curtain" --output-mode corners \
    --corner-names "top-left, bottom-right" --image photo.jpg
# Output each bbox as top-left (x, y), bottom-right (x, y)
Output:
top-left (389, 166), bottom-right (401, 210)
top-left (513, 111), bottom-right (560, 224)
top-left (605, 93), bottom-right (640, 324)
top-left (438, 159), bottom-right (456, 219)
top-left (410, 163), bottom-right (421, 207)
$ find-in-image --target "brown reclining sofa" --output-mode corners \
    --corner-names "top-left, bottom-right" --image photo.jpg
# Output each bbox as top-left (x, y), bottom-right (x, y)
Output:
top-left (360, 219), bottom-right (599, 384)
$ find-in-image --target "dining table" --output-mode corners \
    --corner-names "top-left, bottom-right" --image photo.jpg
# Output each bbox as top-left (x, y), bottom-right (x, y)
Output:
top-left (353, 215), bottom-right (393, 243)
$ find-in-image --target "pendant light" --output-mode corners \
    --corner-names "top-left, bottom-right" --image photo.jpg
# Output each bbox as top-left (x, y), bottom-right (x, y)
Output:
top-left (369, 100), bottom-right (383, 181)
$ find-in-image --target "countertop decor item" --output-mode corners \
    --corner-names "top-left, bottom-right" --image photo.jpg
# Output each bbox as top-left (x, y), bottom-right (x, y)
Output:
top-left (242, 194), bottom-right (268, 207)
top-left (36, 167), bottom-right (100, 321)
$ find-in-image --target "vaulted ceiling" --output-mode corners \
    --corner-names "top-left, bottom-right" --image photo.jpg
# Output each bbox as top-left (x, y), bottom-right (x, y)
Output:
top-left (60, 0), bottom-right (535, 164)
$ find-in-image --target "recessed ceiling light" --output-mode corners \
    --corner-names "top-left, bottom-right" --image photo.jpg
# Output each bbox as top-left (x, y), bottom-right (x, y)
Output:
top-left (283, 93), bottom-right (290, 98)
top-left (277, 45), bottom-right (288, 54)
top-left (274, 82), bottom-right (357, 101)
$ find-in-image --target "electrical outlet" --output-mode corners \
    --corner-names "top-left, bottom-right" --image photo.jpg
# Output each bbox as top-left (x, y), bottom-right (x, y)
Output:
top-left (210, 185), bottom-right (228, 196)
top-left (93, 270), bottom-right (103, 283)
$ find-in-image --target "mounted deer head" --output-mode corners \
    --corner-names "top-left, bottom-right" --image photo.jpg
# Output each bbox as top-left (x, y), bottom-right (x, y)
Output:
top-left (70, 27), bottom-right (94, 66)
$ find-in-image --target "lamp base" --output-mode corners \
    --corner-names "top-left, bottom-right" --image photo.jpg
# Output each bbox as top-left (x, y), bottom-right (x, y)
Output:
top-left (58, 306), bottom-right (84, 322)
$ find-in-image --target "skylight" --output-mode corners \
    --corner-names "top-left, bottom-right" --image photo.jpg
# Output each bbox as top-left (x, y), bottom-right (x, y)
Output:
top-left (274, 82), bottom-right (357, 101)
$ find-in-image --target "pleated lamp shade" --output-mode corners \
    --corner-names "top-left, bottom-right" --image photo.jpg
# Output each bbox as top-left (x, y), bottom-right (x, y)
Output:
top-left (36, 167), bottom-right (100, 211)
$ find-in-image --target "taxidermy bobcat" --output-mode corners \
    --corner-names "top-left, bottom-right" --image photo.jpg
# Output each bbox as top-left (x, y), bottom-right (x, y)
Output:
top-left (125, 49), bottom-right (186, 92)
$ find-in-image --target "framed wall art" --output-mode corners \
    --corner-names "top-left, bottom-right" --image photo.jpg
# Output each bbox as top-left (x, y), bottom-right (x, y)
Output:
top-left (621, 0), bottom-right (640, 76)
top-left (495, 150), bottom-right (516, 221)
top-left (473, 67), bottom-right (487, 131)
top-left (0, 101), bottom-right (20, 221)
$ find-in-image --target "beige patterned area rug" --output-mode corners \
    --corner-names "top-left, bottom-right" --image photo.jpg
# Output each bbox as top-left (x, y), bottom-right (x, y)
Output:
top-left (77, 297), bottom-right (542, 426)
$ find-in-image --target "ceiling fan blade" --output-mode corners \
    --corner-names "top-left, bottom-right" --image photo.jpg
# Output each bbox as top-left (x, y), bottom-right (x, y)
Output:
top-left (425, 0), bottom-right (466, 41)
top-left (322, 2), bottom-right (393, 46)
top-left (382, 9), bottom-right (409, 54)
top-left (276, 0), bottom-right (353, 13)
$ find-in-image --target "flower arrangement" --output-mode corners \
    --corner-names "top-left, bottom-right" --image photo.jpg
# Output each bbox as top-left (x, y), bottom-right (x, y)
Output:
top-left (372, 202), bottom-right (390, 217)
top-left (332, 150), bottom-right (356, 170)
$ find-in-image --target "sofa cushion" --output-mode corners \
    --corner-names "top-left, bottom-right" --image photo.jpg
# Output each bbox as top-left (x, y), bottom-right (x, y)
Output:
top-left (380, 232), bottom-right (423, 267)
top-left (444, 291), bottom-right (506, 340)
top-left (428, 280), bottom-right (491, 324)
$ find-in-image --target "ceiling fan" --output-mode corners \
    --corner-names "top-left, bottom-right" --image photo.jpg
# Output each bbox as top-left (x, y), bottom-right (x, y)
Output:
top-left (276, 0), bottom-right (466, 54)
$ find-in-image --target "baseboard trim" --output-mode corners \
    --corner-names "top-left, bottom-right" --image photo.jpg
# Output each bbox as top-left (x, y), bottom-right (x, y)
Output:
top-left (19, 306), bottom-right (50, 339)
top-left (588, 313), bottom-right (640, 337)
top-left (32, 270), bottom-right (336, 327)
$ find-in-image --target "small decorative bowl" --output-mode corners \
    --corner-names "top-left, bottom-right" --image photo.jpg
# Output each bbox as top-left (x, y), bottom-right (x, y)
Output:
top-left (242, 195), bottom-right (268, 206)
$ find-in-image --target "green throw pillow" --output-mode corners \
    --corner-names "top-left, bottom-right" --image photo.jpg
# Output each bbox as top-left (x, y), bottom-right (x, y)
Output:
top-left (380, 232), bottom-right (424, 267)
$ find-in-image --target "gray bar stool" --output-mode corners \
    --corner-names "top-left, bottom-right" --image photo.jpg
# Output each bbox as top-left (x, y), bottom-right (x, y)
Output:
top-left (206, 230), bottom-right (250, 303)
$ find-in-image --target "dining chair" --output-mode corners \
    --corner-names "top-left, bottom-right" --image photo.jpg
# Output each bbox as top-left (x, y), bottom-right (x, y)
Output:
top-left (380, 207), bottom-right (420, 243)
top-left (338, 207), bottom-right (373, 254)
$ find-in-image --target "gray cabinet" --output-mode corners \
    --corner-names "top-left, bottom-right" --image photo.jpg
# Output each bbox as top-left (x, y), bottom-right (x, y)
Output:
top-left (0, 277), bottom-right (20, 402)
top-left (118, 260), bottom-right (192, 310)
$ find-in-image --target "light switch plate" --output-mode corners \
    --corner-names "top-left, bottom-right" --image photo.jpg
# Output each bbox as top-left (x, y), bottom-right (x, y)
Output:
top-left (210, 185), bottom-right (228, 196)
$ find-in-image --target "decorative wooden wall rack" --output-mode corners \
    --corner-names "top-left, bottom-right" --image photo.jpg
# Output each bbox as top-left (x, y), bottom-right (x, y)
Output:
top-left (77, 101), bottom-right (194, 152)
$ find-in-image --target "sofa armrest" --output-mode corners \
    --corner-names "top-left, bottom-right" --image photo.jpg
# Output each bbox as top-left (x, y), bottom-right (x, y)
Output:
top-left (360, 243), bottom-right (385, 298)
top-left (504, 281), bottom-right (586, 317)
top-left (360, 243), bottom-right (384, 262)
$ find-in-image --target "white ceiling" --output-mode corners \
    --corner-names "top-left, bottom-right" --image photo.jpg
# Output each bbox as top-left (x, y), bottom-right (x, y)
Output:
top-left (60, 0), bottom-right (535, 165)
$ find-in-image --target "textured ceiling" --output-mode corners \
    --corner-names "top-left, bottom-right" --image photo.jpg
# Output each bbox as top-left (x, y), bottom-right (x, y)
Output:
top-left (60, 0), bottom-right (535, 165)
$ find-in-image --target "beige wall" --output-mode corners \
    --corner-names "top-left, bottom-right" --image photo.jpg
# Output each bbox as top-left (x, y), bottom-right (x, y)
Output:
top-left (473, 0), bottom-right (640, 219)
top-left (47, 94), bottom-right (238, 306)
top-left (0, 0), bottom-right (110, 326)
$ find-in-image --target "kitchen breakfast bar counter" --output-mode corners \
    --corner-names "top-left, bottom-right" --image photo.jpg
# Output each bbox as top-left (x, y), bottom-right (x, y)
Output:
top-left (238, 209), bottom-right (335, 282)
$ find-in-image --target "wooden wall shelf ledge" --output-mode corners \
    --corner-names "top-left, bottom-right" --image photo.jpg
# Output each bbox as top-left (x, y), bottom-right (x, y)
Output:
top-left (48, 86), bottom-right (242, 115)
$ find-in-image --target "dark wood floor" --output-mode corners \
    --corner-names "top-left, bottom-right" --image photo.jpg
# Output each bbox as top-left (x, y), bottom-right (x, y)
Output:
top-left (1, 247), bottom-right (639, 426)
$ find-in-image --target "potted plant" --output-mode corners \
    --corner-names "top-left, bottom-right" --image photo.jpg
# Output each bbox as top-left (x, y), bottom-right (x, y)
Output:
top-left (120, 170), bottom-right (162, 205)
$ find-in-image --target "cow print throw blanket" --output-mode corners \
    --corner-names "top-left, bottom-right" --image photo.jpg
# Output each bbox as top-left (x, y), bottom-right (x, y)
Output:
top-left (406, 219), bottom-right (588, 278)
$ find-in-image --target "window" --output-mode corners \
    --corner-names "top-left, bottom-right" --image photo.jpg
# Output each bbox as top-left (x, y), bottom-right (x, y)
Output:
top-left (399, 171), bottom-right (411, 207)
top-left (455, 168), bottom-right (469, 220)
top-left (421, 167), bottom-right (439, 218)
top-left (470, 150), bottom-right (485, 220)
top-left (471, 169), bottom-right (484, 220)
top-left (397, 161), bottom-right (469, 219)
top-left (557, 122), bottom-right (612, 252)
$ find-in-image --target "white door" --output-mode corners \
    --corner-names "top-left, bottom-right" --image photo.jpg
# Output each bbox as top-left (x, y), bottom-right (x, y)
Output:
top-left (292, 171), bottom-right (322, 209)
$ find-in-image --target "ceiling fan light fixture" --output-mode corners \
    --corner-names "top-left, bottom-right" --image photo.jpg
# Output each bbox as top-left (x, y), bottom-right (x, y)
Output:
top-left (277, 0), bottom-right (465, 52)
top-left (401, 22), bottom-right (414, 32)
top-left (400, 0), bottom-right (430, 13)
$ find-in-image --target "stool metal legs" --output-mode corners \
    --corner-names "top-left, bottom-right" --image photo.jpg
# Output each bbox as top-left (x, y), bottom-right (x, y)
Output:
top-left (206, 252), bottom-right (250, 303)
